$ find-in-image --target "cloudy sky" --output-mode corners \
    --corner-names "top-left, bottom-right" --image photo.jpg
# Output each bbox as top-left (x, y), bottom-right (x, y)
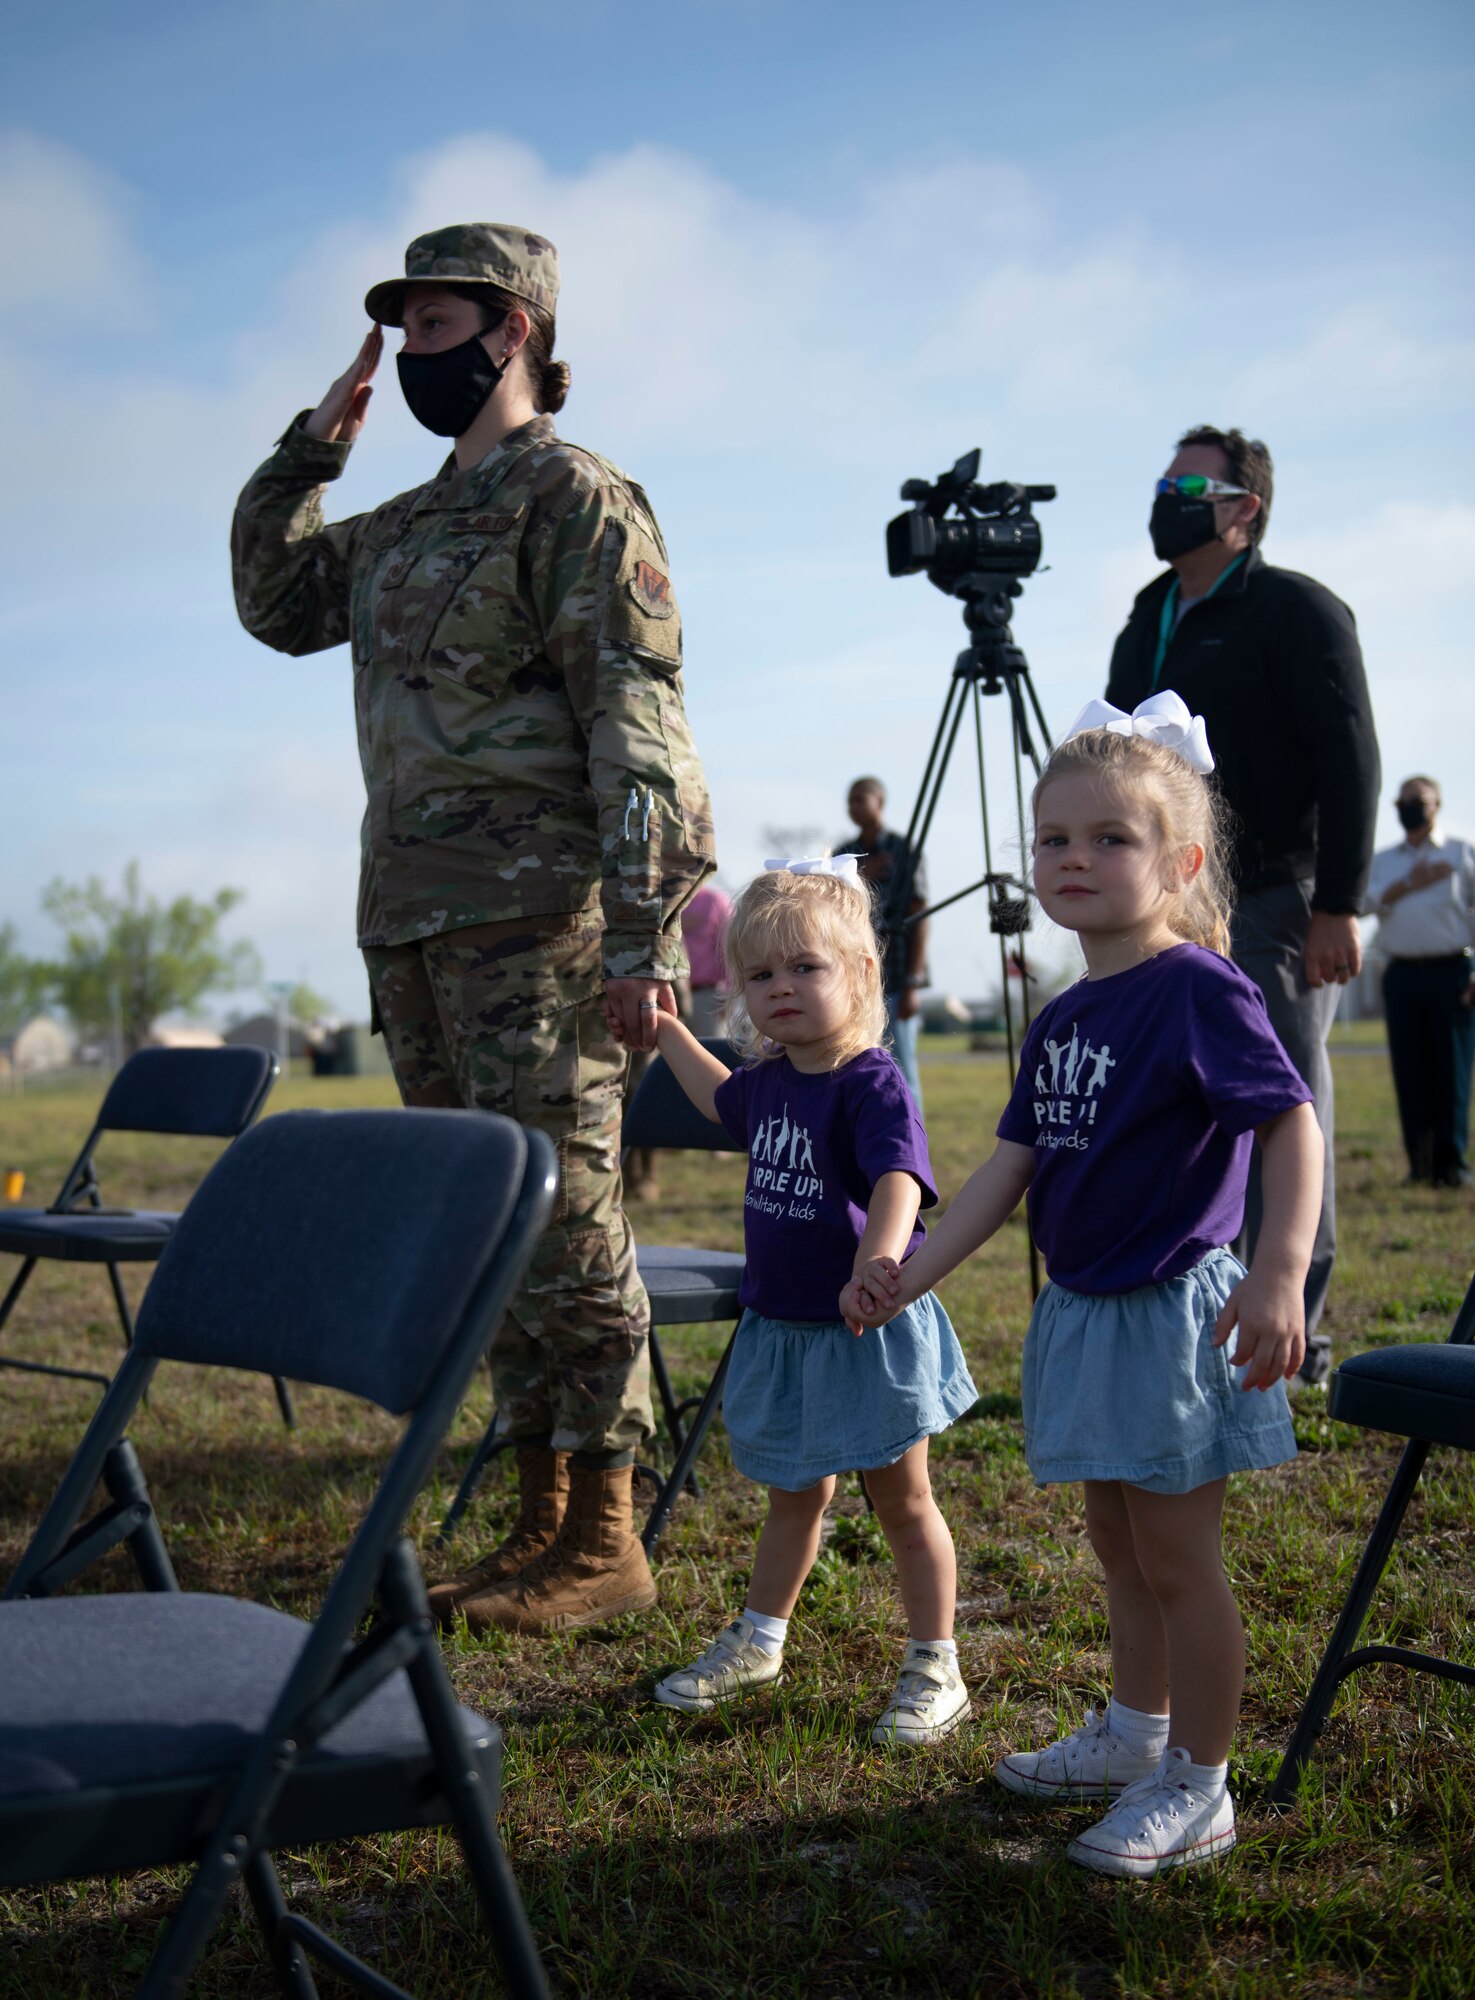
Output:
top-left (3, 0), bottom-right (1471, 1015)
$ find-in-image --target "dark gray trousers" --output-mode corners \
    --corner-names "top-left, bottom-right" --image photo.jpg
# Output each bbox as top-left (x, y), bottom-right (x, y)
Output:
top-left (1232, 882), bottom-right (1340, 1365)
top-left (1382, 954), bottom-right (1475, 1184)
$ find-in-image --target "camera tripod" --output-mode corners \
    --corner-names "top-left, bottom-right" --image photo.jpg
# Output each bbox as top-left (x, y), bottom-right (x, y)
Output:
top-left (882, 577), bottom-right (1054, 1296)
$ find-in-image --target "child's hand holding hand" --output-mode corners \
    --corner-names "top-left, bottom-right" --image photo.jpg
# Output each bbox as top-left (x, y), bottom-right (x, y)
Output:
top-left (838, 1275), bottom-right (891, 1335)
top-left (610, 1005), bottom-right (675, 1051)
top-left (839, 1257), bottom-right (905, 1335)
top-left (857, 1255), bottom-right (903, 1309)
top-left (1213, 1269), bottom-right (1307, 1390)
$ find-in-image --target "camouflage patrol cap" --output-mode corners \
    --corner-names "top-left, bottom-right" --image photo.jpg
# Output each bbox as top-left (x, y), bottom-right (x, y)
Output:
top-left (364, 223), bottom-right (560, 326)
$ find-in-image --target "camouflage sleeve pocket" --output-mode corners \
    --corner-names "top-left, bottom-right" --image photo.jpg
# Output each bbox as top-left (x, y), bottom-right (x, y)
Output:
top-left (600, 523), bottom-right (683, 674)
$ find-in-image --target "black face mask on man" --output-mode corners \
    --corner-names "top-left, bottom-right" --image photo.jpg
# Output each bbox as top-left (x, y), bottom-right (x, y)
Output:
top-left (396, 313), bottom-right (508, 438)
top-left (1396, 798), bottom-right (1432, 833)
top-left (1149, 492), bottom-right (1220, 563)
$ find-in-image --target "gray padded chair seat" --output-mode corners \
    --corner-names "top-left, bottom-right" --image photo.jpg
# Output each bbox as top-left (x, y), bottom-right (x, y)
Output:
top-left (1331, 1342), bottom-right (1475, 1449)
top-left (0, 1210), bottom-right (178, 1262)
top-left (0, 1593), bottom-right (497, 1880)
top-left (637, 1243), bottom-right (744, 1326)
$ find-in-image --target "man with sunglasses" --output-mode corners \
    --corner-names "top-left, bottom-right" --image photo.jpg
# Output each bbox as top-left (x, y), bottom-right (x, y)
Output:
top-left (1105, 424), bottom-right (1380, 1387)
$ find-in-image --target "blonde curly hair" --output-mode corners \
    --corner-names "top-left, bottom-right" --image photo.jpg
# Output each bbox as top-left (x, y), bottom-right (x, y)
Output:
top-left (1032, 728), bottom-right (1235, 957)
top-left (722, 868), bottom-right (888, 1067)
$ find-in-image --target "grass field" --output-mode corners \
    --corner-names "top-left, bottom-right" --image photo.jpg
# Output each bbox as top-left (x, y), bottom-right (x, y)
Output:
top-left (0, 1052), bottom-right (1470, 1999)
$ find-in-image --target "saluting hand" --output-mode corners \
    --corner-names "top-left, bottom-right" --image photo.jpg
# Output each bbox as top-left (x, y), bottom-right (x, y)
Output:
top-left (303, 325), bottom-right (383, 445)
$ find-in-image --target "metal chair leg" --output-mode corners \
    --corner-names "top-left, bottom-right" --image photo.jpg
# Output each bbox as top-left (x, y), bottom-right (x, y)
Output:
top-left (436, 1409), bottom-right (514, 1546)
top-left (642, 1328), bottom-right (735, 1553)
top-left (105, 1261), bottom-right (136, 1350)
top-left (0, 1260), bottom-right (148, 1396)
top-left (0, 1263), bottom-right (93, 1385)
top-left (394, 1551), bottom-right (548, 2000)
top-left (405, 1666), bottom-right (549, 2000)
top-left (649, 1327), bottom-right (701, 1501)
top-left (242, 1852), bottom-right (321, 2000)
top-left (1271, 1436), bottom-right (1431, 1804)
top-left (104, 1440), bottom-right (180, 1594)
top-left (276, 1917), bottom-right (413, 1999)
top-left (135, 1833), bottom-right (243, 1999)
top-left (649, 1328), bottom-right (687, 1445)
top-left (0, 1255), bottom-right (36, 1338)
top-left (0, 1352), bottom-right (112, 1388)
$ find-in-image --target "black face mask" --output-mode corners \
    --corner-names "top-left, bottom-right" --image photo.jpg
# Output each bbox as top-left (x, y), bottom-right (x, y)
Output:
top-left (1150, 492), bottom-right (1219, 562)
top-left (1397, 799), bottom-right (1431, 833)
top-left (396, 319), bottom-right (507, 437)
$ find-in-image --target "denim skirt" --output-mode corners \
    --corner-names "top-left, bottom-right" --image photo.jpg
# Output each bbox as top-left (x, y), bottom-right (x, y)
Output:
top-left (724, 1292), bottom-right (979, 1492)
top-left (1020, 1248), bottom-right (1298, 1494)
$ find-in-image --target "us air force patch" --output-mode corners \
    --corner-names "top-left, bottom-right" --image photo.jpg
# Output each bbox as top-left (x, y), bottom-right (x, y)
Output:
top-left (629, 559), bottom-right (676, 618)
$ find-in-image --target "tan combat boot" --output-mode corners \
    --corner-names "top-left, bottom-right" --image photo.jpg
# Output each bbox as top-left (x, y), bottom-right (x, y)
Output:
top-left (427, 1445), bottom-right (569, 1628)
top-left (459, 1462), bottom-right (657, 1634)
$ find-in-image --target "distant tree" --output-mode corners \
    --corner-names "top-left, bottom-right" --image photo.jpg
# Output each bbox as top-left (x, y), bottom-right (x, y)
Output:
top-left (41, 862), bottom-right (262, 1055)
top-left (286, 980), bottom-right (334, 1024)
top-left (0, 923), bottom-right (53, 1038)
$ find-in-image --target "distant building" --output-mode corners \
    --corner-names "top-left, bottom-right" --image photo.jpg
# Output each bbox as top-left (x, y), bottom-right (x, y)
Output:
top-left (0, 1013), bottom-right (75, 1075)
top-left (327, 1024), bottom-right (395, 1077)
top-left (919, 993), bottom-right (971, 1032)
top-left (223, 1012), bottom-right (310, 1060)
top-left (148, 1024), bottom-right (225, 1049)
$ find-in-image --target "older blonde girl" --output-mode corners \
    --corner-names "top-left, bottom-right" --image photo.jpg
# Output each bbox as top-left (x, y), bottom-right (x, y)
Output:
top-left (856, 694), bottom-right (1322, 1878)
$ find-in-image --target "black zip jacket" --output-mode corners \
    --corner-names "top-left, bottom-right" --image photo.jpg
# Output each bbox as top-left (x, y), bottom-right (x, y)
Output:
top-left (1105, 547), bottom-right (1380, 911)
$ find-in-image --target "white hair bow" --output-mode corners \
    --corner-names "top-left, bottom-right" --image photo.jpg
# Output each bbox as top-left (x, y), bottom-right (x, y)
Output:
top-left (1060, 691), bottom-right (1215, 775)
top-left (763, 854), bottom-right (862, 885)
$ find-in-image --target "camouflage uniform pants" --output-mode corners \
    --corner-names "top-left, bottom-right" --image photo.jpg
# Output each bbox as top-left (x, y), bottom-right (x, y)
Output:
top-left (363, 913), bottom-right (652, 1462)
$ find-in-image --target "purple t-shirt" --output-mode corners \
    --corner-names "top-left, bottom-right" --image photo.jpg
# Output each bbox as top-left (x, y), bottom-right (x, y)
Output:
top-left (996, 945), bottom-right (1311, 1294)
top-left (713, 1047), bottom-right (938, 1321)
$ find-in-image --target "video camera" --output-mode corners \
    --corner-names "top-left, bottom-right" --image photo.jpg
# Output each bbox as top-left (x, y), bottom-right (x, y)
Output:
top-left (886, 448), bottom-right (1055, 592)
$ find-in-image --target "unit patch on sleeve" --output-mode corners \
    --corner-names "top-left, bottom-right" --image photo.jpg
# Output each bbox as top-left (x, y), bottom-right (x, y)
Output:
top-left (629, 560), bottom-right (676, 619)
top-left (600, 521), bottom-right (684, 669)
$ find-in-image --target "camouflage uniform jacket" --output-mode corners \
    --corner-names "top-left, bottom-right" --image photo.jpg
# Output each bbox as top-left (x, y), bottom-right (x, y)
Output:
top-left (232, 413), bottom-right (715, 974)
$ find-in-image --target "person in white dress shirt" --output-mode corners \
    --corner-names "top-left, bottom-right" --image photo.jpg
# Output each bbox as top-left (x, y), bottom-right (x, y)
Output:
top-left (1366, 776), bottom-right (1475, 1187)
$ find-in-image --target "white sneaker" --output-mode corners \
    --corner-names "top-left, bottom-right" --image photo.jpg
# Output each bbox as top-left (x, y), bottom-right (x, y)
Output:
top-left (870, 1642), bottom-right (971, 1746)
top-left (1066, 1748), bottom-right (1237, 1879)
top-left (653, 1617), bottom-right (783, 1713)
top-left (994, 1706), bottom-right (1162, 1803)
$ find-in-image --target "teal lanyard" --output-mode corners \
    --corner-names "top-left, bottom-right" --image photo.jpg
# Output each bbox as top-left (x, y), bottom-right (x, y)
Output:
top-left (1150, 553), bottom-right (1246, 691)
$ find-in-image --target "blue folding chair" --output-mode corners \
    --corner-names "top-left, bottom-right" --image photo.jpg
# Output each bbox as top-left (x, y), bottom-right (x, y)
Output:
top-left (436, 1040), bottom-right (746, 1553)
top-left (1272, 1269), bottom-right (1475, 1803)
top-left (0, 1106), bottom-right (555, 1999)
top-left (0, 1044), bottom-right (296, 1423)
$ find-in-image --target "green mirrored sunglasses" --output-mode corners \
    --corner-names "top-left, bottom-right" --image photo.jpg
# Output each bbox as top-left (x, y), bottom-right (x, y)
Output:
top-left (1155, 475), bottom-right (1250, 500)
